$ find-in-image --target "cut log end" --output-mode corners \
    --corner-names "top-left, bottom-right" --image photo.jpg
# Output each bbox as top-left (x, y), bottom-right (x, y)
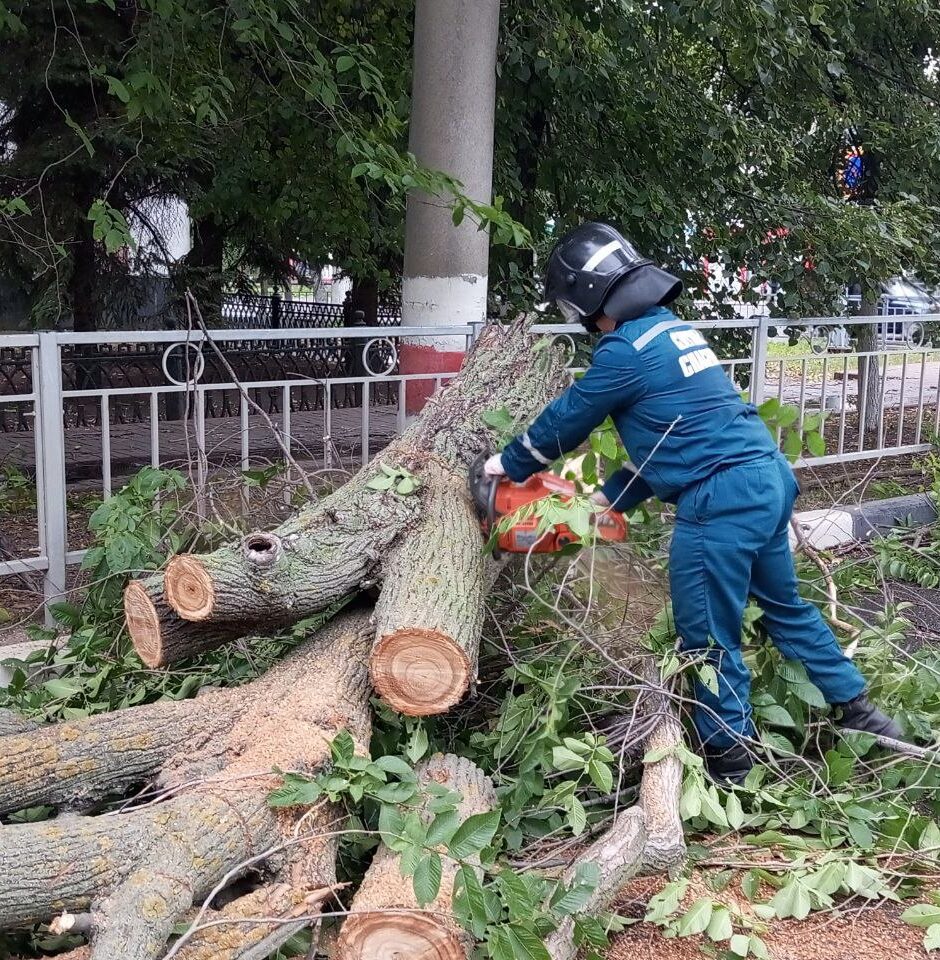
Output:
top-left (165, 555), bottom-right (216, 621)
top-left (370, 629), bottom-right (470, 716)
top-left (124, 579), bottom-right (164, 668)
top-left (338, 911), bottom-right (465, 960)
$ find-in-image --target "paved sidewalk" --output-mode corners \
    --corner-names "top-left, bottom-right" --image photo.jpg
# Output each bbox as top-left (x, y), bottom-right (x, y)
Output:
top-left (0, 404), bottom-right (400, 484)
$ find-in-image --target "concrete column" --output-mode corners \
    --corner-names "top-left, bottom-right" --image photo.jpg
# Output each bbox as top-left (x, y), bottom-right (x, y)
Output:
top-left (399, 0), bottom-right (500, 413)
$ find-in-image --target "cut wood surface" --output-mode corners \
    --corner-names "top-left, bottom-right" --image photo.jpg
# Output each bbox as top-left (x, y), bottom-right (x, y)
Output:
top-left (336, 753), bottom-right (497, 960)
top-left (370, 461), bottom-right (492, 715)
top-left (125, 574), bottom-right (247, 668)
top-left (129, 320), bottom-right (566, 685)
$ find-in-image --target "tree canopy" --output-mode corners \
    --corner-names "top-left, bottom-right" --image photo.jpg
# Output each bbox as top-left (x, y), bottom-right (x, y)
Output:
top-left (0, 0), bottom-right (938, 327)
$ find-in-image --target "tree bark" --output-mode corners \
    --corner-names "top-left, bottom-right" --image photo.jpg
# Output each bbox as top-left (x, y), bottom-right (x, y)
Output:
top-left (136, 320), bottom-right (565, 683)
top-left (125, 573), bottom-right (247, 668)
top-left (544, 806), bottom-right (647, 960)
top-left (855, 300), bottom-right (884, 436)
top-left (0, 707), bottom-right (36, 736)
top-left (0, 611), bottom-right (373, 960)
top-left (336, 754), bottom-right (496, 960)
top-left (0, 697), bottom-right (228, 816)
top-left (370, 461), bottom-right (494, 715)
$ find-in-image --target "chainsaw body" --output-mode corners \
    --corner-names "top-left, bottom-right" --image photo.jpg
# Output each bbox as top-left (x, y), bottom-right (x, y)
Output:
top-left (469, 454), bottom-right (627, 556)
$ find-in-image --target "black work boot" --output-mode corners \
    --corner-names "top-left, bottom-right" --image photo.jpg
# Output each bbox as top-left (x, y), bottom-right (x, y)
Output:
top-left (833, 693), bottom-right (904, 741)
top-left (704, 742), bottom-right (753, 787)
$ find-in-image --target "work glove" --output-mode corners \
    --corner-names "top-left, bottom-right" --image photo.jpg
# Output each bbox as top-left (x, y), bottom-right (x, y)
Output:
top-left (590, 490), bottom-right (611, 508)
top-left (483, 453), bottom-right (506, 477)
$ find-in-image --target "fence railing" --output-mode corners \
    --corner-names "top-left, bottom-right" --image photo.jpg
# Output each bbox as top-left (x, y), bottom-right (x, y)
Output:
top-left (1, 313), bottom-right (938, 618)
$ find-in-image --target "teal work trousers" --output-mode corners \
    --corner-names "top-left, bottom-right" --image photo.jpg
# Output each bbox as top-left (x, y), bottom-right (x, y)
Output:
top-left (669, 452), bottom-right (866, 748)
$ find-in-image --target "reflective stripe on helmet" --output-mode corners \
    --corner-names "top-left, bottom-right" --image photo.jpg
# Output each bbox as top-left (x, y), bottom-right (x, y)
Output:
top-left (582, 240), bottom-right (624, 272)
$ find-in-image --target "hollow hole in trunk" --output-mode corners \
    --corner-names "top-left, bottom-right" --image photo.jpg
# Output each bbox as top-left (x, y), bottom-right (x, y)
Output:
top-left (243, 533), bottom-right (282, 566)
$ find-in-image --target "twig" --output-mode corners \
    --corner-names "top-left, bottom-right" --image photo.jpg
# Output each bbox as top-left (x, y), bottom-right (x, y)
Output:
top-left (184, 290), bottom-right (317, 499)
top-left (789, 516), bottom-right (861, 651)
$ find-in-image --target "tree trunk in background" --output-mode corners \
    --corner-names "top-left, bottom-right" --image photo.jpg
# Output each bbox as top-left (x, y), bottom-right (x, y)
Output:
top-left (344, 278), bottom-right (379, 327)
top-left (186, 215), bottom-right (224, 324)
top-left (855, 298), bottom-right (883, 436)
top-left (69, 208), bottom-right (102, 394)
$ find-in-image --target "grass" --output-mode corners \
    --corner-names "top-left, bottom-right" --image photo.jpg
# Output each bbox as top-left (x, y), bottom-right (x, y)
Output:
top-left (765, 340), bottom-right (937, 381)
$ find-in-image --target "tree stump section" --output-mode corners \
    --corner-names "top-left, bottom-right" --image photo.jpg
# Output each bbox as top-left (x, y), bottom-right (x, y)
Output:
top-left (336, 753), bottom-right (497, 960)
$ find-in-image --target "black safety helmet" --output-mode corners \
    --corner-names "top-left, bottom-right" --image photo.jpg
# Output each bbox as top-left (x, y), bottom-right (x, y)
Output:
top-left (544, 222), bottom-right (683, 331)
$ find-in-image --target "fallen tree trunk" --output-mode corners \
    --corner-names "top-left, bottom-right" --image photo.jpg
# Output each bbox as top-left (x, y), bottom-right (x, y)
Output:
top-left (544, 806), bottom-right (647, 960)
top-left (336, 753), bottom-right (497, 960)
top-left (0, 611), bottom-right (373, 960)
top-left (130, 320), bottom-right (565, 714)
top-left (124, 574), bottom-right (247, 668)
top-left (370, 461), bottom-right (495, 715)
top-left (0, 707), bottom-right (36, 737)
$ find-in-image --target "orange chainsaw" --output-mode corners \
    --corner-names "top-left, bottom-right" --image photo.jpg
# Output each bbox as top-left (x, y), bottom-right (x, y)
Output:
top-left (469, 453), bottom-right (628, 558)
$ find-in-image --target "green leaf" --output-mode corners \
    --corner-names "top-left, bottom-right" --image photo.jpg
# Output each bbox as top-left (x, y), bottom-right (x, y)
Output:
top-left (698, 663), bottom-right (719, 695)
top-left (453, 865), bottom-right (488, 938)
top-left (372, 755), bottom-right (415, 779)
top-left (366, 475), bottom-right (394, 491)
top-left (729, 933), bottom-right (751, 956)
top-left (405, 724), bottom-right (429, 763)
top-left (726, 792), bottom-right (745, 830)
top-left (771, 879), bottom-right (812, 920)
top-left (396, 476), bottom-right (416, 495)
top-left (699, 785), bottom-right (729, 827)
top-left (588, 758), bottom-right (614, 793)
top-left (551, 862), bottom-right (600, 915)
top-left (330, 730), bottom-right (355, 765)
top-left (676, 897), bottom-right (714, 936)
top-left (847, 819), bottom-right (874, 849)
top-left (426, 810), bottom-right (461, 847)
top-left (806, 431), bottom-right (826, 457)
top-left (448, 810), bottom-right (501, 861)
top-left (42, 677), bottom-right (85, 699)
top-left (902, 905), bottom-right (940, 928)
top-left (105, 75), bottom-right (131, 103)
top-left (924, 924), bottom-right (940, 951)
top-left (566, 795), bottom-right (587, 836)
top-left (757, 703), bottom-right (796, 728)
top-left (413, 852), bottom-right (443, 906)
top-left (706, 905), bottom-right (733, 942)
top-left (741, 870), bottom-right (761, 901)
top-left (336, 55), bottom-right (356, 72)
top-left (378, 803), bottom-right (406, 848)
top-left (505, 924), bottom-right (552, 960)
top-left (552, 746), bottom-right (588, 772)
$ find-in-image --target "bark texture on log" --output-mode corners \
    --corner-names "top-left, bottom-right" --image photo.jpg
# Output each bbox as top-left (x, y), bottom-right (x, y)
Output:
top-left (371, 462), bottom-right (492, 715)
top-left (544, 806), bottom-right (647, 960)
top-left (0, 698), bottom-right (226, 816)
top-left (173, 882), bottom-right (337, 960)
top-left (0, 707), bottom-right (36, 736)
top-left (637, 666), bottom-right (687, 875)
top-left (125, 574), bottom-right (246, 668)
top-left (336, 753), bottom-right (497, 960)
top-left (0, 611), bottom-right (372, 960)
top-left (133, 320), bottom-right (565, 672)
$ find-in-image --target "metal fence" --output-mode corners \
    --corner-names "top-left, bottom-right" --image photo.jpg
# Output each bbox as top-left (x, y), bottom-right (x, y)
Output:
top-left (1, 313), bottom-right (938, 617)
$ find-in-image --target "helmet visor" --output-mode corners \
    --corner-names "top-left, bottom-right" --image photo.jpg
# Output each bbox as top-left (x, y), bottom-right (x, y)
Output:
top-left (556, 299), bottom-right (584, 323)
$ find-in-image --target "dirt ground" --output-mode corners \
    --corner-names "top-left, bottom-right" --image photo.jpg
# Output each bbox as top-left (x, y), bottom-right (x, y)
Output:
top-left (608, 873), bottom-right (928, 960)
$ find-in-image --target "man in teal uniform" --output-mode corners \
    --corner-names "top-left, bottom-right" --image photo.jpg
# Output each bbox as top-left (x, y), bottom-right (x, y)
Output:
top-left (485, 222), bottom-right (903, 784)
